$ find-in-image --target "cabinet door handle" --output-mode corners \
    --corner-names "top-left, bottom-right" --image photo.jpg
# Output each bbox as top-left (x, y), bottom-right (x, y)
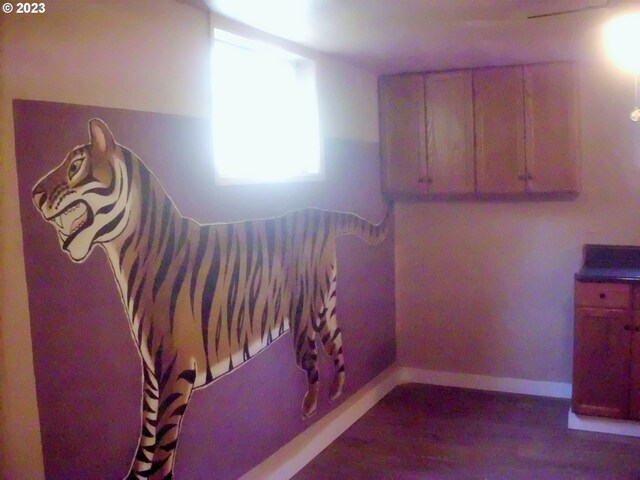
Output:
top-left (526, 174), bottom-right (533, 181)
top-left (624, 325), bottom-right (632, 331)
top-left (518, 175), bottom-right (526, 181)
top-left (418, 177), bottom-right (427, 183)
top-left (635, 326), bottom-right (640, 333)
top-left (599, 293), bottom-right (606, 299)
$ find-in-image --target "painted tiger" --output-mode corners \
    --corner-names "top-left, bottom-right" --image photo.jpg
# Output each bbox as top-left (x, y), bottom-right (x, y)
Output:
top-left (31, 119), bottom-right (389, 479)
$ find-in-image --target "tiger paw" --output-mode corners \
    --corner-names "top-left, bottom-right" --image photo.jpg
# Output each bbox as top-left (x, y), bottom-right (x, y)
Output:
top-left (329, 371), bottom-right (345, 402)
top-left (302, 383), bottom-right (319, 419)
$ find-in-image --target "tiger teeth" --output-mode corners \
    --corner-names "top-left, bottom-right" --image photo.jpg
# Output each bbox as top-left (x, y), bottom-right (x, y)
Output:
top-left (53, 203), bottom-right (89, 237)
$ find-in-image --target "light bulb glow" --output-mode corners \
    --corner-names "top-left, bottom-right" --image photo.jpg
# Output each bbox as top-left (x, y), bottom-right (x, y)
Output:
top-left (604, 12), bottom-right (640, 74)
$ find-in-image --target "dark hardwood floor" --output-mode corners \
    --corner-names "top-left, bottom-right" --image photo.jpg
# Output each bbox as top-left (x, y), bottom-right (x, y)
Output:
top-left (292, 383), bottom-right (640, 480)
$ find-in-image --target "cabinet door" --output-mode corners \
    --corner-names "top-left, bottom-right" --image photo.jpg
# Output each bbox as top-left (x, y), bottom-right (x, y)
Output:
top-left (572, 307), bottom-right (632, 419)
top-left (474, 66), bottom-right (526, 194)
top-left (631, 311), bottom-right (640, 420)
top-left (379, 74), bottom-right (428, 196)
top-left (425, 71), bottom-right (475, 194)
top-left (524, 63), bottom-right (580, 193)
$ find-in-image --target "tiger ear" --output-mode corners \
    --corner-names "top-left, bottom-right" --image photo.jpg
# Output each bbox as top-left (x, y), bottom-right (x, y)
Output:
top-left (88, 118), bottom-right (116, 153)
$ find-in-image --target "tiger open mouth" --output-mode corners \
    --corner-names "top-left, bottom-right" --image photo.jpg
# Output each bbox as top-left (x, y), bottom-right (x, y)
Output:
top-left (49, 200), bottom-right (94, 249)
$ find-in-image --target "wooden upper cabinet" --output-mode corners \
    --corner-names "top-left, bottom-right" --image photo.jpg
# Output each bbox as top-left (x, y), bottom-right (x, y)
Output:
top-left (474, 63), bottom-right (579, 194)
top-left (524, 63), bottom-right (580, 193)
top-left (425, 71), bottom-right (475, 194)
top-left (474, 66), bottom-right (526, 194)
top-left (379, 62), bottom-right (579, 198)
top-left (379, 74), bottom-right (427, 196)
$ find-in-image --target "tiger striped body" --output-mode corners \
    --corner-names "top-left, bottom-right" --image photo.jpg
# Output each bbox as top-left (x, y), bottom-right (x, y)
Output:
top-left (32, 119), bottom-right (388, 479)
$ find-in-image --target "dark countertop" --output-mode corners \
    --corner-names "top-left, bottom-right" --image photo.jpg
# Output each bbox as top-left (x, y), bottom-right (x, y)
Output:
top-left (575, 268), bottom-right (640, 283)
top-left (576, 244), bottom-right (640, 283)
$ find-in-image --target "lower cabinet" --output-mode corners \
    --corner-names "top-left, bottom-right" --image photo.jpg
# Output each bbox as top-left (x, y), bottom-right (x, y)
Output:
top-left (573, 281), bottom-right (640, 420)
top-left (631, 311), bottom-right (640, 418)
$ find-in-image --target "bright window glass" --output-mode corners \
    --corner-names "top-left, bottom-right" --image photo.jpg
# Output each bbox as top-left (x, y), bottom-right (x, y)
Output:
top-left (211, 29), bottom-right (322, 184)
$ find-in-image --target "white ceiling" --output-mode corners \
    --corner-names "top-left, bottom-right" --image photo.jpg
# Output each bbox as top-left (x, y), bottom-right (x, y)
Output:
top-left (202, 0), bottom-right (640, 74)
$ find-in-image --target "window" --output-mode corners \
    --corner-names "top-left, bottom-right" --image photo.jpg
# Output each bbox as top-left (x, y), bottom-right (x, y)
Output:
top-left (211, 29), bottom-right (323, 185)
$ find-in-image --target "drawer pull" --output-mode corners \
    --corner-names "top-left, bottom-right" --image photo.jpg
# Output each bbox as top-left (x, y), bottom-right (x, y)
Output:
top-left (624, 325), bottom-right (632, 331)
top-left (599, 293), bottom-right (606, 299)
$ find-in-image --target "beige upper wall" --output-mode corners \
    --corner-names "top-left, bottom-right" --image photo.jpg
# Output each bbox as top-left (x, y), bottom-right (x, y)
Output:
top-left (395, 59), bottom-right (640, 382)
top-left (0, 2), bottom-right (378, 478)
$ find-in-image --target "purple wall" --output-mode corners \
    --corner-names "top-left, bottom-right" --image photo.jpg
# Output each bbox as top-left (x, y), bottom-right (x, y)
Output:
top-left (14, 100), bottom-right (395, 479)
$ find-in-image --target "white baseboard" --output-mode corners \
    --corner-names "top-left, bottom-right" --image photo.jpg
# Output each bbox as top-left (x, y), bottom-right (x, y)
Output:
top-left (239, 365), bottom-right (574, 480)
top-left (239, 366), bottom-right (401, 480)
top-left (398, 366), bottom-right (572, 399)
top-left (568, 409), bottom-right (640, 437)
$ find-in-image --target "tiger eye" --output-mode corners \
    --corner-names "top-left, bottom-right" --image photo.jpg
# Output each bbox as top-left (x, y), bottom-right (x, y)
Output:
top-left (68, 158), bottom-right (83, 180)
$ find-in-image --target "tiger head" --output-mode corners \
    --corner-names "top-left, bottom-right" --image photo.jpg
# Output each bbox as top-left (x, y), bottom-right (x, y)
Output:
top-left (32, 119), bottom-right (131, 262)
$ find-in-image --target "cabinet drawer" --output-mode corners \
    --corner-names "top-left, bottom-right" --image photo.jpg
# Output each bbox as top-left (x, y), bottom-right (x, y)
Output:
top-left (575, 282), bottom-right (630, 309)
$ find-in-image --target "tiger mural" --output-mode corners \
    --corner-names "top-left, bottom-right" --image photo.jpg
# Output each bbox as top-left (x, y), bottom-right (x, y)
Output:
top-left (31, 119), bottom-right (389, 479)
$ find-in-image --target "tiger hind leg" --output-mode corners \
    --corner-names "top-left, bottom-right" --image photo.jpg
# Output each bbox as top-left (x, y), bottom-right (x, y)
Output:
top-left (318, 309), bottom-right (345, 402)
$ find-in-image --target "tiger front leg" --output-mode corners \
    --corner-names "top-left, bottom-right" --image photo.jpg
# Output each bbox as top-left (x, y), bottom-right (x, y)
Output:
top-left (125, 368), bottom-right (160, 479)
top-left (136, 366), bottom-right (196, 480)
